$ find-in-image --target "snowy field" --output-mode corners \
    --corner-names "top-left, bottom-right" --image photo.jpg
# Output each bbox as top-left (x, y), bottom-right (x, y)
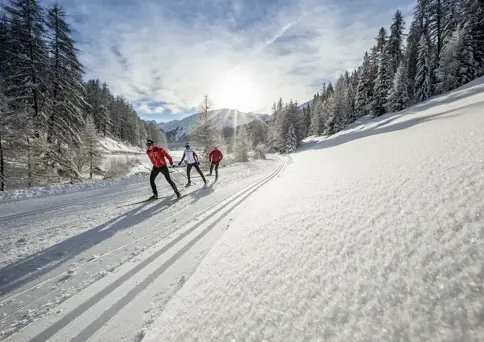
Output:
top-left (1, 77), bottom-right (483, 342)
top-left (142, 78), bottom-right (484, 341)
top-left (0, 155), bottom-right (283, 341)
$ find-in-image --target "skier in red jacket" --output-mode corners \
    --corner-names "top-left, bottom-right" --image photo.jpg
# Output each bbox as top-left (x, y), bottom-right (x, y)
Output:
top-left (146, 139), bottom-right (180, 200)
top-left (208, 147), bottom-right (223, 179)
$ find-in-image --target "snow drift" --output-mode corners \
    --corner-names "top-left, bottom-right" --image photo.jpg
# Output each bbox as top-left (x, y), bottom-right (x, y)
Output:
top-left (144, 77), bottom-right (484, 341)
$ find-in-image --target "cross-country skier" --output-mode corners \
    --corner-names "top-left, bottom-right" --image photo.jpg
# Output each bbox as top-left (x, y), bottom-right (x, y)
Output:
top-left (146, 139), bottom-right (181, 200)
top-left (208, 146), bottom-right (223, 179)
top-left (178, 142), bottom-right (207, 186)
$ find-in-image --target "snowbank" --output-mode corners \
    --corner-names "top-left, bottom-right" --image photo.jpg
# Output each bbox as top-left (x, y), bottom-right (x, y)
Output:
top-left (98, 137), bottom-right (145, 154)
top-left (144, 77), bottom-right (484, 341)
top-left (0, 173), bottom-right (148, 203)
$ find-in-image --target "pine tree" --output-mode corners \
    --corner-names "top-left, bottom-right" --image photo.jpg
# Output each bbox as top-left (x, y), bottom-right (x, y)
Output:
top-left (45, 4), bottom-right (85, 146)
top-left (406, 21), bottom-right (420, 99)
top-left (285, 124), bottom-right (297, 154)
top-left (435, 25), bottom-right (462, 93)
top-left (234, 127), bottom-right (250, 162)
top-left (82, 115), bottom-right (102, 179)
top-left (4, 0), bottom-right (49, 133)
top-left (190, 95), bottom-right (219, 159)
top-left (375, 27), bottom-right (388, 56)
top-left (310, 99), bottom-right (322, 136)
top-left (455, 22), bottom-right (477, 85)
top-left (0, 77), bottom-right (8, 191)
top-left (388, 60), bottom-right (410, 111)
top-left (355, 53), bottom-right (372, 117)
top-left (388, 10), bottom-right (406, 73)
top-left (327, 75), bottom-right (347, 133)
top-left (303, 104), bottom-right (311, 137)
top-left (372, 43), bottom-right (394, 116)
top-left (466, 0), bottom-right (484, 75)
top-left (99, 82), bottom-right (112, 136)
top-left (415, 33), bottom-right (433, 102)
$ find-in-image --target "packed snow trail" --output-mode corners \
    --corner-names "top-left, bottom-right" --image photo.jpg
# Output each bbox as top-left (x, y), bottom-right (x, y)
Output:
top-left (144, 79), bottom-right (484, 341)
top-left (0, 157), bottom-right (283, 341)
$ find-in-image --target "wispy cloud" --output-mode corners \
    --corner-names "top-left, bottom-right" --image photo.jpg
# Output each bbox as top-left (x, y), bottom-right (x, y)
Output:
top-left (57, 0), bottom-right (414, 122)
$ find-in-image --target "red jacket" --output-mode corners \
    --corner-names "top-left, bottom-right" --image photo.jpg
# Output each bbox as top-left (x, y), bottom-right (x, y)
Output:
top-left (147, 146), bottom-right (173, 168)
top-left (209, 149), bottom-right (223, 163)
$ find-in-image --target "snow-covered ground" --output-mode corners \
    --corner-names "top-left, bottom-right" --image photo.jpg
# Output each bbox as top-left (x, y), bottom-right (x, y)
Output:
top-left (0, 156), bottom-right (283, 341)
top-left (1, 77), bottom-right (484, 342)
top-left (142, 78), bottom-right (484, 341)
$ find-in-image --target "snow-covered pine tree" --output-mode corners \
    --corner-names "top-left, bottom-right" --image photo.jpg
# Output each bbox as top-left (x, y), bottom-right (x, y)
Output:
top-left (234, 126), bottom-right (250, 162)
top-left (0, 13), bottom-right (7, 78)
top-left (45, 4), bottom-right (85, 146)
top-left (190, 95), bottom-right (219, 159)
top-left (441, 0), bottom-right (466, 44)
top-left (466, 0), bottom-right (484, 76)
top-left (375, 27), bottom-right (388, 56)
top-left (303, 104), bottom-right (311, 137)
top-left (388, 10), bottom-right (406, 74)
top-left (250, 119), bottom-right (268, 148)
top-left (326, 75), bottom-right (347, 134)
top-left (310, 99), bottom-right (322, 136)
top-left (372, 42), bottom-right (394, 116)
top-left (355, 52), bottom-right (372, 117)
top-left (406, 21), bottom-right (420, 99)
top-left (435, 25), bottom-right (462, 93)
top-left (388, 60), bottom-right (410, 111)
top-left (0, 77), bottom-right (9, 191)
top-left (82, 115), bottom-right (102, 179)
top-left (285, 124), bottom-right (297, 154)
top-left (4, 0), bottom-right (49, 133)
top-left (415, 33), bottom-right (433, 102)
top-left (99, 82), bottom-right (112, 136)
top-left (455, 22), bottom-right (477, 86)
top-left (344, 71), bottom-right (356, 123)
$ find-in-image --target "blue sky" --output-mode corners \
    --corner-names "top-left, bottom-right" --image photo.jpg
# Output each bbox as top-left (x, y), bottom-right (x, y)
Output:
top-left (4, 0), bottom-right (415, 122)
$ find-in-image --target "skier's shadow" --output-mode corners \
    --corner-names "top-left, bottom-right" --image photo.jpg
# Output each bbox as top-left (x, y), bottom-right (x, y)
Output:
top-left (187, 180), bottom-right (216, 204)
top-left (0, 197), bottom-right (175, 296)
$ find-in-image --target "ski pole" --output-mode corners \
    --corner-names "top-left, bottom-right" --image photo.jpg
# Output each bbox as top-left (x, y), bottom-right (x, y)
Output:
top-left (174, 166), bottom-right (196, 185)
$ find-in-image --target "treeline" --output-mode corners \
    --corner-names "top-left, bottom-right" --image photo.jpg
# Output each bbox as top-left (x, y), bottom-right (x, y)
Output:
top-left (266, 0), bottom-right (484, 153)
top-left (0, 0), bottom-right (163, 190)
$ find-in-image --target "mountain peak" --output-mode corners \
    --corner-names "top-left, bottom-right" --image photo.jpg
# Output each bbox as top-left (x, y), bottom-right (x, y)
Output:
top-left (155, 108), bottom-right (270, 143)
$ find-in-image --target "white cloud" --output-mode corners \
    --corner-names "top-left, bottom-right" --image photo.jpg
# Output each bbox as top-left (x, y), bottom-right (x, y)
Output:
top-left (70, 0), bottom-right (410, 116)
top-left (135, 103), bottom-right (165, 115)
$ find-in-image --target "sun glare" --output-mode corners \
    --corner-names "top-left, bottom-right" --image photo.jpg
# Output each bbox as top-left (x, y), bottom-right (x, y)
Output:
top-left (209, 72), bottom-right (263, 112)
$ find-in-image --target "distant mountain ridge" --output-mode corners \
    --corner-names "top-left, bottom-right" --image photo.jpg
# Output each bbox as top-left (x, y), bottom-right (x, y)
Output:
top-left (155, 108), bottom-right (271, 143)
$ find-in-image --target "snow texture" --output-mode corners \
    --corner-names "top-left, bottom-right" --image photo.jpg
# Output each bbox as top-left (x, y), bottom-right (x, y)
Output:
top-left (144, 77), bottom-right (484, 341)
top-left (0, 155), bottom-right (282, 341)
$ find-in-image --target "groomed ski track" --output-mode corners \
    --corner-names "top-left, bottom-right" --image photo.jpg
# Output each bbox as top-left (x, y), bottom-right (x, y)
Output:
top-left (0, 157), bottom-right (286, 341)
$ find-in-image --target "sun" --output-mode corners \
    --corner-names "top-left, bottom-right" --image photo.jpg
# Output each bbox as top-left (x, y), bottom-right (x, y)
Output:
top-left (209, 72), bottom-right (263, 112)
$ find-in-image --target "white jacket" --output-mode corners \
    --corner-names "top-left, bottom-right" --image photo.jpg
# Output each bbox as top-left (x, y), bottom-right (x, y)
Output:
top-left (181, 149), bottom-right (198, 164)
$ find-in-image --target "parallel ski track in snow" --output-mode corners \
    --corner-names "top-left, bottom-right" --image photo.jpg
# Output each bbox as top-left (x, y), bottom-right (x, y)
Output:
top-left (0, 159), bottom-right (285, 341)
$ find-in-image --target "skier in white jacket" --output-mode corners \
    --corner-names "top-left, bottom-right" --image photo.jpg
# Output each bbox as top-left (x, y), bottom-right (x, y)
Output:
top-left (178, 143), bottom-right (207, 186)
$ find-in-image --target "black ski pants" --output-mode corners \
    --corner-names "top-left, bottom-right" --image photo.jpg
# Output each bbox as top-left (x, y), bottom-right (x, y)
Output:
top-left (210, 162), bottom-right (219, 177)
top-left (150, 165), bottom-right (177, 195)
top-left (187, 163), bottom-right (205, 182)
